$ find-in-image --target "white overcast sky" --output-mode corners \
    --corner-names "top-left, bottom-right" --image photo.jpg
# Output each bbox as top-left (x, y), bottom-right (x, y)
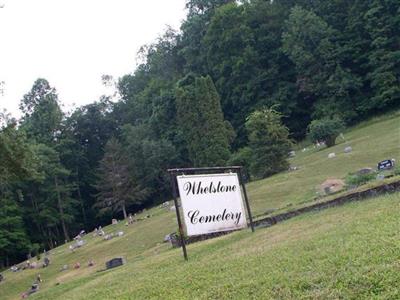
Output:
top-left (0, 0), bottom-right (186, 117)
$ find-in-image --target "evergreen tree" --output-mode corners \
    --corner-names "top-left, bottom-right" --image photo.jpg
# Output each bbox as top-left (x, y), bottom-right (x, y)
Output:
top-left (246, 108), bottom-right (292, 179)
top-left (176, 74), bottom-right (233, 167)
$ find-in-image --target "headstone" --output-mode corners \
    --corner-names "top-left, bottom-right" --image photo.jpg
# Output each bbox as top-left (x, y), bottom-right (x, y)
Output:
top-left (112, 219), bottom-right (118, 225)
top-left (324, 186), bottom-right (331, 194)
top-left (320, 179), bottom-right (345, 195)
top-left (170, 206), bottom-right (176, 212)
top-left (105, 257), bottom-right (125, 270)
top-left (357, 168), bottom-right (373, 175)
top-left (10, 265), bottom-right (19, 272)
top-left (289, 150), bottom-right (296, 157)
top-left (43, 257), bottom-right (50, 267)
top-left (116, 231), bottom-right (124, 237)
top-left (328, 153), bottom-right (336, 158)
top-left (344, 146), bottom-right (352, 153)
top-left (60, 264), bottom-right (68, 272)
top-left (376, 174), bottom-right (385, 180)
top-left (104, 234), bottom-right (113, 241)
top-left (377, 159), bottom-right (395, 171)
top-left (76, 240), bottom-right (85, 247)
top-left (128, 214), bottom-right (134, 224)
top-left (163, 233), bottom-right (173, 243)
top-left (27, 283), bottom-right (39, 295)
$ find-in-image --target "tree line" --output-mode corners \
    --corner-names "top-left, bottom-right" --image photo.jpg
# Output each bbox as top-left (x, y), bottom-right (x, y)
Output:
top-left (0, 0), bottom-right (398, 267)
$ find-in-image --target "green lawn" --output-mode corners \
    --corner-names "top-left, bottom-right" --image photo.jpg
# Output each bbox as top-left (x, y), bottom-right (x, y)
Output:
top-left (0, 112), bottom-right (399, 299)
top-left (248, 111), bottom-right (400, 217)
top-left (25, 193), bottom-right (400, 300)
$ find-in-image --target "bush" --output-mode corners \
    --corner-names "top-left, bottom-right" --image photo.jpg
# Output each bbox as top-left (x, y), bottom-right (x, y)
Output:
top-left (246, 108), bottom-right (293, 179)
top-left (307, 118), bottom-right (344, 147)
top-left (345, 172), bottom-right (376, 187)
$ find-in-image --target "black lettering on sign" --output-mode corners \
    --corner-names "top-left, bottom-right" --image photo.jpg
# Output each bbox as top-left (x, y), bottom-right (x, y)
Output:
top-left (183, 181), bottom-right (237, 196)
top-left (187, 209), bottom-right (242, 225)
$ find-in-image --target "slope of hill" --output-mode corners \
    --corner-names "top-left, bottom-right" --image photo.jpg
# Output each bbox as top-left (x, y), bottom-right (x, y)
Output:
top-left (0, 112), bottom-right (399, 299)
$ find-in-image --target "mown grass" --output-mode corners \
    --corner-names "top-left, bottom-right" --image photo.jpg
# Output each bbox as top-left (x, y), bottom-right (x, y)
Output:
top-left (0, 111), bottom-right (399, 299)
top-left (248, 111), bottom-right (400, 217)
top-left (28, 193), bottom-right (400, 299)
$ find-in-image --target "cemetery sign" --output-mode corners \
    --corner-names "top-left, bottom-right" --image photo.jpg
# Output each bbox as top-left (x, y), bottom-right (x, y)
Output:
top-left (168, 166), bottom-right (254, 260)
top-left (177, 173), bottom-right (247, 236)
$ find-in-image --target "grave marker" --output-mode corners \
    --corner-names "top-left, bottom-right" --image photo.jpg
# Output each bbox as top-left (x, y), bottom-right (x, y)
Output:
top-left (377, 159), bottom-right (394, 171)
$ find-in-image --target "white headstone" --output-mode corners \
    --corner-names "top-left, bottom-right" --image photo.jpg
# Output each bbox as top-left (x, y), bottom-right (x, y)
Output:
top-left (344, 146), bottom-right (352, 153)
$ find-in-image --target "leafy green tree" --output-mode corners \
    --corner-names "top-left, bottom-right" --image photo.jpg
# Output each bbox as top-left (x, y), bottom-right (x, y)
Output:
top-left (95, 138), bottom-right (145, 219)
top-left (246, 108), bottom-right (292, 179)
top-left (0, 118), bottom-right (33, 267)
top-left (307, 118), bottom-right (344, 147)
top-left (364, 0), bottom-right (400, 111)
top-left (282, 6), bottom-right (361, 122)
top-left (19, 78), bottom-right (63, 144)
top-left (33, 144), bottom-right (77, 243)
top-left (176, 74), bottom-right (233, 167)
top-left (121, 124), bottom-right (178, 206)
top-left (0, 196), bottom-right (31, 268)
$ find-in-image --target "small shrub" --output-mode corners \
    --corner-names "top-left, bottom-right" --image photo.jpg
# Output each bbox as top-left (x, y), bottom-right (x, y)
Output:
top-left (307, 118), bottom-right (344, 147)
top-left (345, 172), bottom-right (376, 187)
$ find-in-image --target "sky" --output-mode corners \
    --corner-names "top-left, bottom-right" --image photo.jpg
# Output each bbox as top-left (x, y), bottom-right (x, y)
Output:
top-left (0, 0), bottom-right (187, 118)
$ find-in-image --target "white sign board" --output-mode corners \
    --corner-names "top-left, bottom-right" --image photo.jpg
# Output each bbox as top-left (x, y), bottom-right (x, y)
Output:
top-left (177, 173), bottom-right (247, 236)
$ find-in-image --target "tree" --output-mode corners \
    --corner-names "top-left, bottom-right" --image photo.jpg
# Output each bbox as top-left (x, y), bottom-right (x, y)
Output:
top-left (307, 118), bottom-right (344, 147)
top-left (176, 74), bottom-right (233, 167)
top-left (32, 144), bottom-right (77, 243)
top-left (364, 0), bottom-right (400, 111)
top-left (19, 78), bottom-right (63, 144)
top-left (95, 138), bottom-right (145, 219)
top-left (246, 108), bottom-right (292, 179)
top-left (282, 6), bottom-right (362, 122)
top-left (0, 196), bottom-right (31, 268)
top-left (0, 118), bottom-right (33, 267)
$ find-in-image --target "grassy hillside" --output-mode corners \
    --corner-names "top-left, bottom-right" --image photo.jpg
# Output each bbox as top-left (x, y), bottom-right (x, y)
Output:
top-left (0, 112), bottom-right (399, 299)
top-left (248, 111), bottom-right (400, 217)
top-left (10, 193), bottom-right (400, 300)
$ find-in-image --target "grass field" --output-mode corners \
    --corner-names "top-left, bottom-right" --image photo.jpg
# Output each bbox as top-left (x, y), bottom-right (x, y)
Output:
top-left (0, 112), bottom-right (399, 299)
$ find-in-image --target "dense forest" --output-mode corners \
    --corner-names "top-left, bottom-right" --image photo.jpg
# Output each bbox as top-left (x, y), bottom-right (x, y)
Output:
top-left (1, 0), bottom-right (399, 267)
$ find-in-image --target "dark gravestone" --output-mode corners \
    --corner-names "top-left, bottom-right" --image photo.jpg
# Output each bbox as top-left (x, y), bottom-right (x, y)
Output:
top-left (357, 168), bottom-right (373, 175)
top-left (377, 159), bottom-right (394, 171)
top-left (105, 257), bottom-right (125, 270)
